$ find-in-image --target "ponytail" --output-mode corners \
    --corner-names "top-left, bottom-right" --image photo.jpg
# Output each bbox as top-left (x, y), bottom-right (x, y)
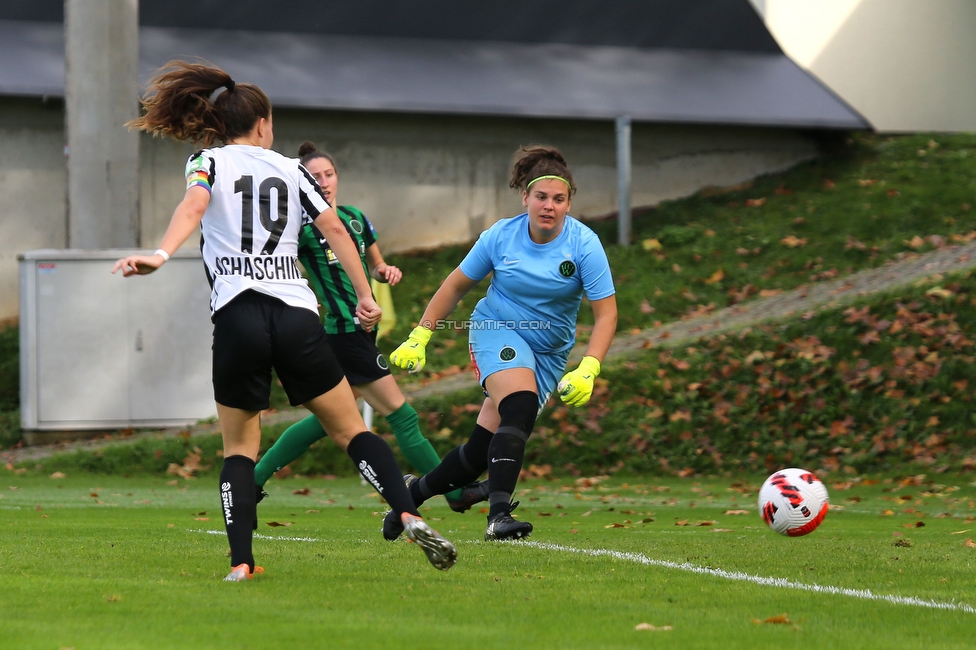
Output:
top-left (127, 60), bottom-right (271, 146)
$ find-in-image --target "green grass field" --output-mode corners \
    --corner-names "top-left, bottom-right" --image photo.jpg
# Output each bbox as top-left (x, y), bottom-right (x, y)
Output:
top-left (2, 474), bottom-right (974, 649)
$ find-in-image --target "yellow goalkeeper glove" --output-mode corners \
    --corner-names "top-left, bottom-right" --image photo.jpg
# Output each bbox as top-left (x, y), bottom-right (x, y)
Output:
top-left (389, 325), bottom-right (433, 373)
top-left (557, 356), bottom-right (601, 407)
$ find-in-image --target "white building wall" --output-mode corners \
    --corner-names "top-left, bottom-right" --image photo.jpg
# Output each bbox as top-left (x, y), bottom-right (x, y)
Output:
top-left (1, 99), bottom-right (818, 319)
top-left (751, 0), bottom-right (976, 132)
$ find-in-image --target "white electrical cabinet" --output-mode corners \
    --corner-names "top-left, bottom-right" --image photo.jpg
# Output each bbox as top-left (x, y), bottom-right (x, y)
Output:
top-left (19, 249), bottom-right (216, 431)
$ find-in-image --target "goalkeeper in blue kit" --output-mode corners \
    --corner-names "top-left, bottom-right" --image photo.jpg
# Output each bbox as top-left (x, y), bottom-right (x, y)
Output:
top-left (385, 145), bottom-right (617, 541)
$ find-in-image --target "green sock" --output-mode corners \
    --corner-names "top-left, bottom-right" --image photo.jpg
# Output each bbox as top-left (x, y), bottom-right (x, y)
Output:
top-left (385, 403), bottom-right (462, 501)
top-left (254, 414), bottom-right (326, 487)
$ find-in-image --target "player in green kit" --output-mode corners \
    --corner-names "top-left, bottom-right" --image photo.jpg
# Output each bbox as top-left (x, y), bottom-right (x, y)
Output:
top-left (254, 142), bottom-right (488, 513)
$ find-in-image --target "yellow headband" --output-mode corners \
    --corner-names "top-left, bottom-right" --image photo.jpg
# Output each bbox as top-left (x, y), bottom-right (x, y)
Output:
top-left (526, 175), bottom-right (572, 191)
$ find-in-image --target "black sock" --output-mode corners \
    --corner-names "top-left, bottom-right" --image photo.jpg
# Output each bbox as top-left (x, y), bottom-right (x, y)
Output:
top-left (487, 391), bottom-right (537, 518)
top-left (346, 432), bottom-right (419, 517)
top-left (487, 429), bottom-right (528, 516)
top-left (219, 455), bottom-right (257, 570)
top-left (412, 424), bottom-right (493, 504)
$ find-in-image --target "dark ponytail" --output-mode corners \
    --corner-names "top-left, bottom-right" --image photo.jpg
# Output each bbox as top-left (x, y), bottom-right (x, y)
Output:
top-left (509, 145), bottom-right (576, 196)
top-left (127, 60), bottom-right (271, 146)
top-left (297, 140), bottom-right (338, 172)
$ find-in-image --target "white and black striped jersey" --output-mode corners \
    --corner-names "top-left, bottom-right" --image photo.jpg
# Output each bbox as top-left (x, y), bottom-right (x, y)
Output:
top-left (185, 144), bottom-right (330, 314)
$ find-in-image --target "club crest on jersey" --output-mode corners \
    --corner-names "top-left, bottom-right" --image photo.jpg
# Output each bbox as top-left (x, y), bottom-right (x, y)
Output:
top-left (376, 354), bottom-right (389, 370)
top-left (559, 260), bottom-right (576, 277)
top-left (349, 219), bottom-right (364, 235)
top-left (499, 346), bottom-right (517, 362)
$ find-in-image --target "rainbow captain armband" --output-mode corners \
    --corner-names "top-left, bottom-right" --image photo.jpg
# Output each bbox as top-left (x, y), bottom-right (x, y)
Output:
top-left (186, 170), bottom-right (212, 193)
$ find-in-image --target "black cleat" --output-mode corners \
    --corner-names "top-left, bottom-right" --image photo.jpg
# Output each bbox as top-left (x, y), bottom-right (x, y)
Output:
top-left (484, 501), bottom-right (533, 541)
top-left (445, 479), bottom-right (490, 513)
top-left (382, 475), bottom-right (420, 541)
top-left (382, 508), bottom-right (405, 541)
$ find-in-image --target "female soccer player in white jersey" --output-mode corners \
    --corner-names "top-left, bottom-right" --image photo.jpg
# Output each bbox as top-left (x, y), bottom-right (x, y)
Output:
top-left (112, 61), bottom-right (456, 578)
top-left (384, 145), bottom-right (617, 541)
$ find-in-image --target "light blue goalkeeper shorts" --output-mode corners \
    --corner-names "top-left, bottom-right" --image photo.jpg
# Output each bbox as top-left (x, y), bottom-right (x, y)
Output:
top-left (467, 312), bottom-right (570, 414)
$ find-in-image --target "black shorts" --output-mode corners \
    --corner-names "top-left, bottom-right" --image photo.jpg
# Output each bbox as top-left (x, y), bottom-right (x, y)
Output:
top-left (212, 290), bottom-right (345, 410)
top-left (326, 329), bottom-right (392, 387)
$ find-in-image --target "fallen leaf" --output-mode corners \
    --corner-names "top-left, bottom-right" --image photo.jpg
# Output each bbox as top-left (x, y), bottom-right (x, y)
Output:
top-left (267, 521), bottom-right (293, 527)
top-left (642, 238), bottom-right (662, 251)
top-left (292, 488), bottom-right (312, 495)
top-left (639, 300), bottom-right (655, 314)
top-left (704, 269), bottom-right (725, 285)
top-left (724, 510), bottom-right (750, 515)
top-left (905, 236), bottom-right (926, 249)
top-left (964, 538), bottom-right (976, 548)
top-left (635, 623), bottom-right (672, 631)
top-left (49, 472), bottom-right (65, 479)
top-left (193, 517), bottom-right (209, 521)
top-left (780, 235), bottom-right (808, 248)
top-left (745, 198), bottom-right (766, 207)
top-left (763, 614), bottom-right (792, 624)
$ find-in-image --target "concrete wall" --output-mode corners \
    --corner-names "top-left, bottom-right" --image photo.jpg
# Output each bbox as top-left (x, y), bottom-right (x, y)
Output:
top-left (1, 99), bottom-right (818, 319)
top-left (750, 0), bottom-right (976, 132)
top-left (0, 98), bottom-right (68, 321)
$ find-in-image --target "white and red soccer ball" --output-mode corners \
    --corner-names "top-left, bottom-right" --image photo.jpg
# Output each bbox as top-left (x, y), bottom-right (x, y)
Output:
top-left (758, 468), bottom-right (829, 536)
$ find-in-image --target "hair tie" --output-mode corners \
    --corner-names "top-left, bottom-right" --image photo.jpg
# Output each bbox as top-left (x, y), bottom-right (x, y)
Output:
top-left (225, 79), bottom-right (235, 92)
top-left (526, 175), bottom-right (572, 191)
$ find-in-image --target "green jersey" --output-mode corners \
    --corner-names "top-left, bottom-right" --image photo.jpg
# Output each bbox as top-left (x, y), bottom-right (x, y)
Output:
top-left (297, 205), bottom-right (378, 334)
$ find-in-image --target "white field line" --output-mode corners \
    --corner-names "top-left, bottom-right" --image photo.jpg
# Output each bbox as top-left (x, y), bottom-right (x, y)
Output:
top-left (523, 541), bottom-right (976, 615)
top-left (192, 528), bottom-right (323, 543)
top-left (188, 528), bottom-right (975, 615)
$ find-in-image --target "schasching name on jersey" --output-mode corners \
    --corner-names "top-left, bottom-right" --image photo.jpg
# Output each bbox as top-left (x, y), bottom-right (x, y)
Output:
top-left (211, 254), bottom-right (303, 281)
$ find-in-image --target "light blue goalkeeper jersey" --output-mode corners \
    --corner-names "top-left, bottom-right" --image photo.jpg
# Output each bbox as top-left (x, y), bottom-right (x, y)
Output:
top-left (459, 213), bottom-right (615, 354)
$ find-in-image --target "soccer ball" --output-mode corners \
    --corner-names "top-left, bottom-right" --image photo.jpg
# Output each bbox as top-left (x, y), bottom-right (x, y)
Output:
top-left (758, 467), bottom-right (829, 536)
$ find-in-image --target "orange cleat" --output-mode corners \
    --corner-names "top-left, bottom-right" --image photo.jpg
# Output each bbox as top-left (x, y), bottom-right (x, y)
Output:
top-left (223, 564), bottom-right (265, 582)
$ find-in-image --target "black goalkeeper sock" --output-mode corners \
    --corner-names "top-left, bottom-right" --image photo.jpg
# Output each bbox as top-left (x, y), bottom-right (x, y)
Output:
top-left (346, 432), bottom-right (419, 517)
top-left (412, 424), bottom-right (493, 504)
top-left (487, 429), bottom-right (527, 517)
top-left (219, 455), bottom-right (257, 570)
top-left (487, 391), bottom-right (537, 518)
